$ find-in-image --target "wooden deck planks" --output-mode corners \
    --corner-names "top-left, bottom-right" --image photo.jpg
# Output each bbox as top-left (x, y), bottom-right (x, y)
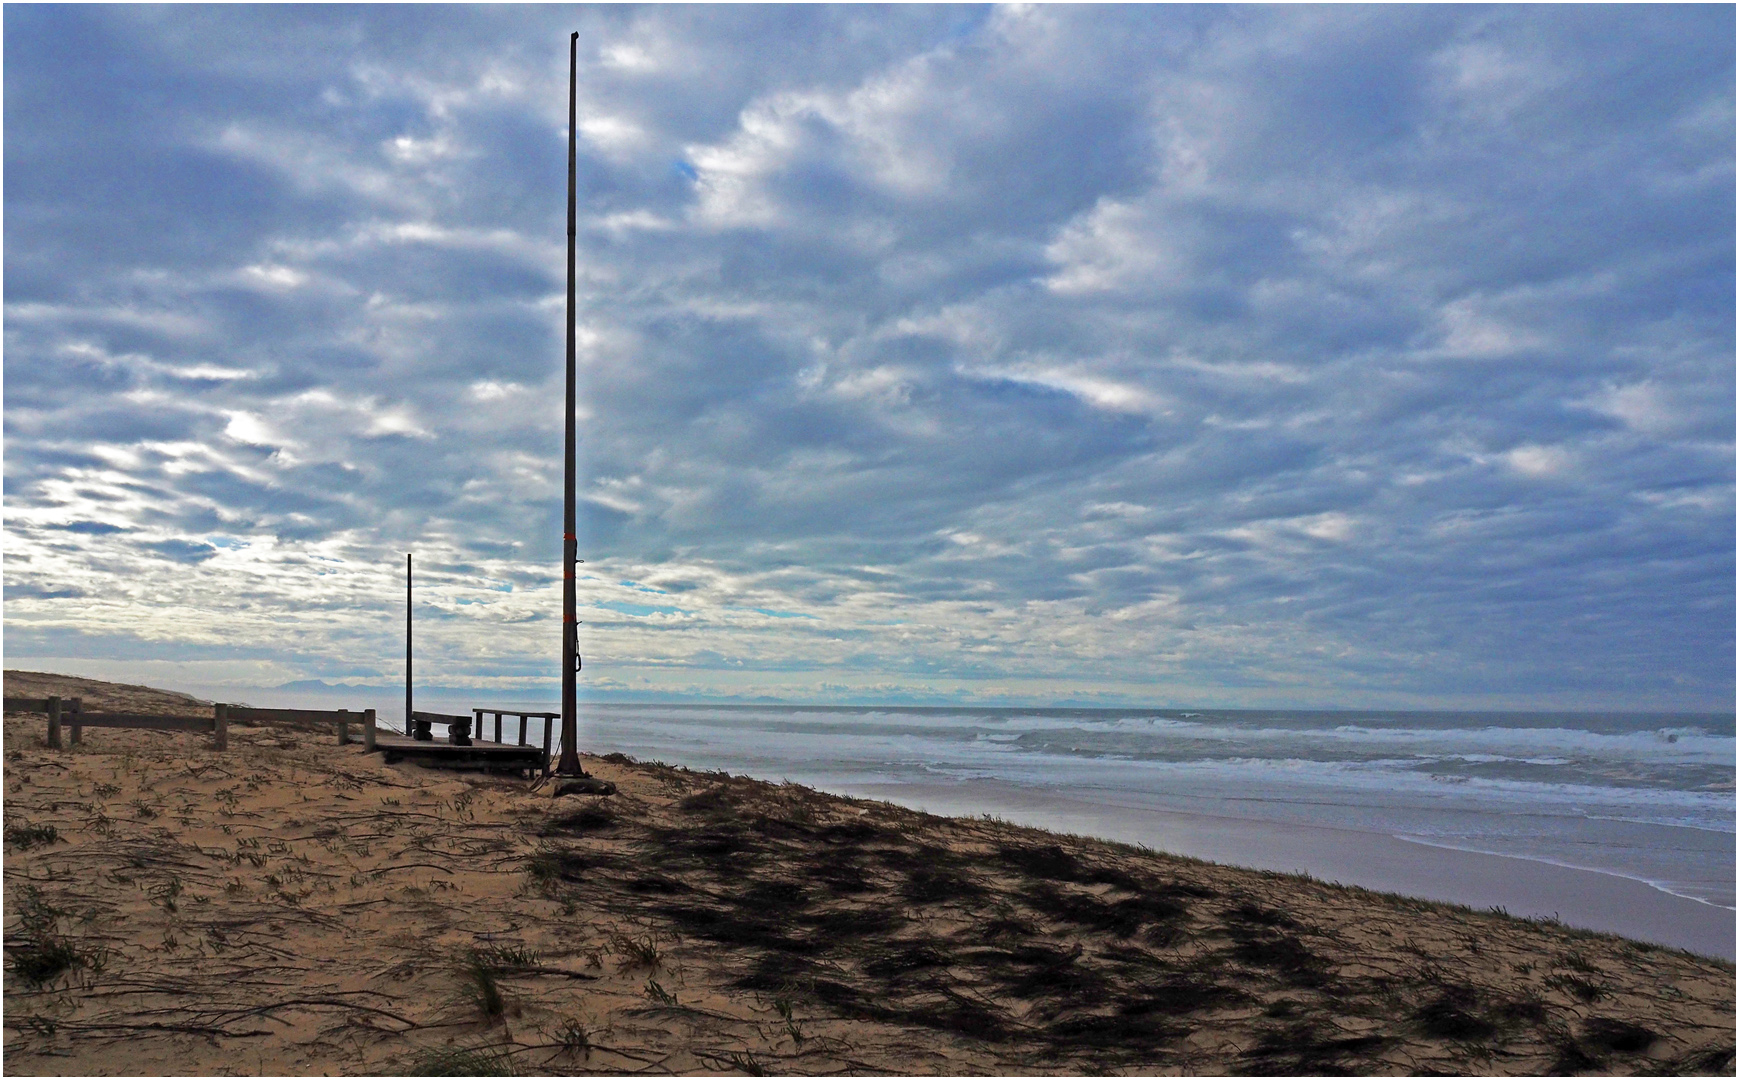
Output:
top-left (373, 732), bottom-right (547, 773)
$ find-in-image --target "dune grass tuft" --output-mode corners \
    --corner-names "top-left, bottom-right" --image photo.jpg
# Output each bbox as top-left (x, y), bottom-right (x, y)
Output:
top-left (3, 822), bottom-right (59, 850)
top-left (7, 885), bottom-right (102, 986)
top-left (406, 1044), bottom-right (515, 1076)
top-left (459, 950), bottom-right (508, 1020)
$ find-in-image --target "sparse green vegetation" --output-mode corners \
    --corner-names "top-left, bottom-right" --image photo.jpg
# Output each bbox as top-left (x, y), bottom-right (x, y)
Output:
top-left (475, 943), bottom-right (539, 970)
top-left (459, 950), bottom-right (507, 1020)
top-left (644, 977), bottom-right (677, 1006)
top-left (4, 822), bottom-right (59, 849)
top-left (405, 1044), bottom-right (515, 1076)
top-left (6, 885), bottom-right (103, 986)
top-left (611, 931), bottom-right (662, 969)
top-left (553, 1016), bottom-right (590, 1057)
top-left (1544, 971), bottom-right (1608, 1002)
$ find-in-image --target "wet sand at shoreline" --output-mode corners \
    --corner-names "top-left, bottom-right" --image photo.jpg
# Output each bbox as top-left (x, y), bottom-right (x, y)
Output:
top-left (844, 779), bottom-right (1737, 961)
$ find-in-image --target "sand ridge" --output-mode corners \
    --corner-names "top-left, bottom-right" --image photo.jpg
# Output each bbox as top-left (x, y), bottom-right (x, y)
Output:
top-left (2, 672), bottom-right (1734, 1075)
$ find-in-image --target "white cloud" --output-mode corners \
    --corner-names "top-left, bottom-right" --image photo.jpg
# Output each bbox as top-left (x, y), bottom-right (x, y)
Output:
top-left (599, 41), bottom-right (660, 74)
top-left (211, 123), bottom-right (414, 209)
top-left (223, 411), bottom-right (287, 448)
top-left (1297, 513), bottom-right (1356, 542)
top-left (1428, 39), bottom-right (1566, 128)
top-left (1505, 444), bottom-right (1573, 478)
top-left (965, 365), bottom-right (1167, 416)
top-left (1044, 198), bottom-right (1182, 296)
top-left (1587, 381), bottom-right (1697, 439)
top-left (363, 408), bottom-right (432, 440)
top-left (579, 115), bottom-right (652, 160)
top-left (468, 380), bottom-right (519, 402)
top-left (384, 133), bottom-right (461, 165)
top-left (243, 264), bottom-right (308, 289)
top-left (1434, 298), bottom-right (1544, 359)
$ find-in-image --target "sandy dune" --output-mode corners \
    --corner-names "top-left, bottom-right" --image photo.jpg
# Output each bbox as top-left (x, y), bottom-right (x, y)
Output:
top-left (3, 671), bottom-right (1733, 1075)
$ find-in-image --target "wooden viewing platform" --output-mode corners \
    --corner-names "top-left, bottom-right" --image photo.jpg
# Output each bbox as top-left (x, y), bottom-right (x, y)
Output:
top-left (373, 731), bottom-right (548, 774)
top-left (371, 708), bottom-right (561, 774)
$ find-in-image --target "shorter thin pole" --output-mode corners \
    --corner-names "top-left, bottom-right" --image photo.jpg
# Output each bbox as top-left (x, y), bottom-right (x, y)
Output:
top-left (405, 553), bottom-right (413, 735)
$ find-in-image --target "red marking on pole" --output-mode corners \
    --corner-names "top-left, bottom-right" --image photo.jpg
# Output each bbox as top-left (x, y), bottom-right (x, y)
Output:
top-left (564, 533), bottom-right (576, 540)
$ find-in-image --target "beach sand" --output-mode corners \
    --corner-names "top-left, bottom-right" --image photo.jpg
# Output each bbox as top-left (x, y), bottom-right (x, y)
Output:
top-left (3, 672), bottom-right (1734, 1075)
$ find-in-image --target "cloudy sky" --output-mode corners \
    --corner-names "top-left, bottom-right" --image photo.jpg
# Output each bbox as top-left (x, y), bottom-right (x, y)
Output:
top-left (4, 5), bottom-right (1732, 710)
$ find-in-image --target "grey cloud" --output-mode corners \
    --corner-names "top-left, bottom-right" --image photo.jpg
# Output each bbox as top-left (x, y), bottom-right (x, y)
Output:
top-left (140, 539), bottom-right (220, 564)
top-left (5, 582), bottom-right (87, 601)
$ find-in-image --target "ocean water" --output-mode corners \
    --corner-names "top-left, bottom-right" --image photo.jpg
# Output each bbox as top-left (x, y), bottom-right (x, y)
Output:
top-left (464, 703), bottom-right (1735, 912)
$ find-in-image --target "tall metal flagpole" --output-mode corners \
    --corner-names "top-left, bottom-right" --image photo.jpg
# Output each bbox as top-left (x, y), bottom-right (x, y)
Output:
top-left (557, 31), bottom-right (583, 776)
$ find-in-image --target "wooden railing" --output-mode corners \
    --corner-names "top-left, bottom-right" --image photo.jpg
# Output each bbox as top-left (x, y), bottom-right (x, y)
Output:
top-left (219, 706), bottom-right (378, 750)
top-left (7, 694), bottom-right (565, 772)
top-left (4, 697), bottom-right (377, 752)
top-left (4, 695), bottom-right (222, 749)
top-left (3, 696), bottom-right (82, 749)
top-left (473, 709), bottom-right (561, 763)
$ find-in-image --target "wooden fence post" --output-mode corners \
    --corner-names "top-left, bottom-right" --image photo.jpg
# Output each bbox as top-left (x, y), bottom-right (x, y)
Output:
top-left (542, 714), bottom-right (554, 776)
top-left (46, 696), bottom-right (62, 750)
top-left (214, 703), bottom-right (229, 750)
top-left (69, 698), bottom-right (82, 745)
top-left (337, 709), bottom-right (351, 746)
top-left (363, 709), bottom-right (377, 751)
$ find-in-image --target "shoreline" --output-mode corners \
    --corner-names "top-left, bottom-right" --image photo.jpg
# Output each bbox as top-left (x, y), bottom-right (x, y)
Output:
top-left (838, 777), bottom-right (1738, 961)
top-left (1389, 834), bottom-right (1735, 912)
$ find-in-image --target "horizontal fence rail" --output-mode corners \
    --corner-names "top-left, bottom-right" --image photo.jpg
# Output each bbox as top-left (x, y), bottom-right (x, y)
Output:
top-left (6, 696), bottom-right (222, 750)
top-left (3, 696), bottom-right (82, 749)
top-left (68, 714), bottom-right (214, 731)
top-left (7, 696), bottom-right (376, 752)
top-left (221, 705), bottom-right (377, 750)
top-left (3, 697), bottom-right (83, 714)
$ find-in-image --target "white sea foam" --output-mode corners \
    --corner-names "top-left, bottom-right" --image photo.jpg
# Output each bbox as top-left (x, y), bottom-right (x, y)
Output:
top-left (1394, 834), bottom-right (1737, 911)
